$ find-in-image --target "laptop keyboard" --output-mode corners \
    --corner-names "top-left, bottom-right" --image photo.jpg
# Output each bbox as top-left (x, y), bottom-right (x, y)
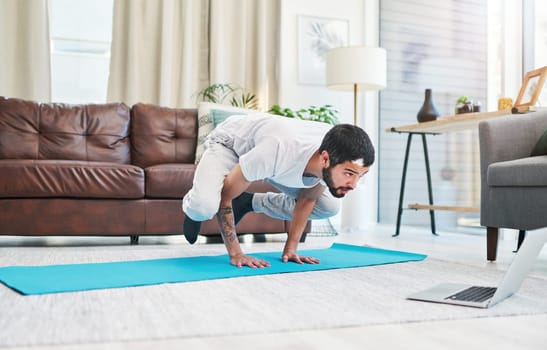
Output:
top-left (445, 286), bottom-right (497, 302)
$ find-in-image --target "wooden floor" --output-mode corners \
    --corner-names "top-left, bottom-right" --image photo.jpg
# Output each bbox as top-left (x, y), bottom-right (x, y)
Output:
top-left (4, 223), bottom-right (547, 350)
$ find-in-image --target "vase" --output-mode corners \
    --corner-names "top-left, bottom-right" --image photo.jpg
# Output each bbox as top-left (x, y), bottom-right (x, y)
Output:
top-left (417, 89), bottom-right (440, 123)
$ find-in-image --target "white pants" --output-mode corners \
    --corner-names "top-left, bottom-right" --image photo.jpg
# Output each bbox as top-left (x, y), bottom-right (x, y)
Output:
top-left (182, 140), bottom-right (340, 222)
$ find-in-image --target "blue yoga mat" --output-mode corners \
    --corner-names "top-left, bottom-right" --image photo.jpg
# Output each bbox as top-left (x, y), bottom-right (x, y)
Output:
top-left (0, 243), bottom-right (426, 295)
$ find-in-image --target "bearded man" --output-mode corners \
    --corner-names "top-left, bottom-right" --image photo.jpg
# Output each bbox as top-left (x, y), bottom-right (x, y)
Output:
top-left (182, 113), bottom-right (375, 268)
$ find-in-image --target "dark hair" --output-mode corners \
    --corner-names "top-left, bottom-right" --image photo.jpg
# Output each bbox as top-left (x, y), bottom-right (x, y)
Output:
top-left (319, 124), bottom-right (375, 167)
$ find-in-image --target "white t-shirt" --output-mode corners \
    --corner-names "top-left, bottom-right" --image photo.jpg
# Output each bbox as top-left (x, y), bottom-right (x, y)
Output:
top-left (210, 113), bottom-right (332, 188)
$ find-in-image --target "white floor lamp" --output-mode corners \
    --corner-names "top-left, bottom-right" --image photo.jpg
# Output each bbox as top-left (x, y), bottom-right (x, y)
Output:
top-left (325, 46), bottom-right (387, 125)
top-left (325, 46), bottom-right (387, 232)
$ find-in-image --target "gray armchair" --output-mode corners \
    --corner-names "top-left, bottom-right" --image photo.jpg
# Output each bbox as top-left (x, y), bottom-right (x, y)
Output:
top-left (479, 110), bottom-right (547, 261)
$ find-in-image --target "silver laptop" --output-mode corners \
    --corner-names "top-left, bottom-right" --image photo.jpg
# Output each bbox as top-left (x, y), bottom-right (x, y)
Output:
top-left (407, 230), bottom-right (547, 308)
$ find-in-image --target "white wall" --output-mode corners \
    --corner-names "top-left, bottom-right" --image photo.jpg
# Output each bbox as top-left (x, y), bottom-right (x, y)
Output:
top-left (278, 0), bottom-right (380, 231)
top-left (278, 0), bottom-right (364, 120)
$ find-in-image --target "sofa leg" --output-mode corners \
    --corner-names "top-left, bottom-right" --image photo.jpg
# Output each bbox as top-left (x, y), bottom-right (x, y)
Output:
top-left (253, 233), bottom-right (266, 243)
top-left (299, 233), bottom-right (307, 243)
top-left (513, 230), bottom-right (526, 253)
top-left (130, 235), bottom-right (139, 245)
top-left (486, 227), bottom-right (499, 261)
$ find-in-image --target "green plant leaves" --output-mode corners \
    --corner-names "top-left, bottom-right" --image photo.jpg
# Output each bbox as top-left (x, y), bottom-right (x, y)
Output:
top-left (268, 104), bottom-right (339, 125)
top-left (196, 83), bottom-right (258, 109)
top-left (195, 84), bottom-right (338, 124)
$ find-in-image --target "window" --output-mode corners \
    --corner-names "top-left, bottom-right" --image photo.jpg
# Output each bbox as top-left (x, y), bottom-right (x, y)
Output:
top-left (379, 0), bottom-right (487, 230)
top-left (48, 0), bottom-right (113, 103)
top-left (378, 0), bottom-right (546, 231)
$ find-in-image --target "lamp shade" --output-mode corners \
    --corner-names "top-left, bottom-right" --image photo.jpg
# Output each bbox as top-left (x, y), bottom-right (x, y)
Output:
top-left (326, 46), bottom-right (387, 91)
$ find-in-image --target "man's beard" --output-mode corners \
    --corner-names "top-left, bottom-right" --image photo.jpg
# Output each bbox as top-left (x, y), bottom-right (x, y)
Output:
top-left (322, 167), bottom-right (352, 198)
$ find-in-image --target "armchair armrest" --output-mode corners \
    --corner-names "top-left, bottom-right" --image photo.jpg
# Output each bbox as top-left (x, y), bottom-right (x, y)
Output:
top-left (480, 114), bottom-right (535, 167)
top-left (479, 111), bottom-right (547, 181)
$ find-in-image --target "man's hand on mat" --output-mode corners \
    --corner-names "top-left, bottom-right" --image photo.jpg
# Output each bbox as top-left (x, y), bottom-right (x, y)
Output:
top-left (230, 254), bottom-right (271, 268)
top-left (282, 251), bottom-right (320, 264)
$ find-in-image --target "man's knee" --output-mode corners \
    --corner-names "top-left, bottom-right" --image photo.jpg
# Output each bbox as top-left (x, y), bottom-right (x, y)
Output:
top-left (314, 197), bottom-right (340, 219)
top-left (323, 199), bottom-right (340, 217)
top-left (182, 197), bottom-right (219, 222)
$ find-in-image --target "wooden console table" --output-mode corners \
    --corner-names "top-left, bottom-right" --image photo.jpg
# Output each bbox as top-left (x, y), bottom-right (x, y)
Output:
top-left (387, 110), bottom-right (510, 237)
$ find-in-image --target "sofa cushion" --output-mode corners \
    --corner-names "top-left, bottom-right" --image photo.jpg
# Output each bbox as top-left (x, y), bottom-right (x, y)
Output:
top-left (531, 128), bottom-right (547, 156)
top-left (0, 159), bottom-right (144, 198)
top-left (145, 164), bottom-right (195, 198)
top-left (211, 108), bottom-right (248, 127)
top-left (131, 103), bottom-right (197, 168)
top-left (0, 96), bottom-right (131, 163)
top-left (487, 156), bottom-right (547, 187)
top-left (145, 165), bottom-right (280, 199)
top-left (195, 102), bottom-right (256, 164)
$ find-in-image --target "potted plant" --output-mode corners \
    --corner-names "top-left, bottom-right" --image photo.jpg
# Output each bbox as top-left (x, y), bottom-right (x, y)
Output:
top-left (455, 96), bottom-right (473, 114)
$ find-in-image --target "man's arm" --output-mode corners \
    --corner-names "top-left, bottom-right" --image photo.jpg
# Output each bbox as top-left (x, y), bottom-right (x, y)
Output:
top-left (217, 164), bottom-right (270, 268)
top-left (281, 184), bottom-right (325, 264)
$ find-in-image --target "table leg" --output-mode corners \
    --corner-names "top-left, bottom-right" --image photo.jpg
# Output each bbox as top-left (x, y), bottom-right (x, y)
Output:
top-left (421, 134), bottom-right (438, 235)
top-left (394, 134), bottom-right (413, 237)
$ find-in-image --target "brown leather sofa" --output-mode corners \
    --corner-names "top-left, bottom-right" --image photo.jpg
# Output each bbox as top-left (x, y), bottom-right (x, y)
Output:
top-left (0, 96), bottom-right (308, 243)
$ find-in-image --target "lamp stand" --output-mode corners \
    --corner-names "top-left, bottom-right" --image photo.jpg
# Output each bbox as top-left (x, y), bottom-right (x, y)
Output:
top-left (341, 84), bottom-right (367, 233)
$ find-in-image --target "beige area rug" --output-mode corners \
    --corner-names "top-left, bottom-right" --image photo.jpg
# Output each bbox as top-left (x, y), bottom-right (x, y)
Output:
top-left (1, 242), bottom-right (547, 348)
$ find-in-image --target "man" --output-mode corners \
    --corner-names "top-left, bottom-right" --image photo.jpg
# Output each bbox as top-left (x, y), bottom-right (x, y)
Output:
top-left (182, 113), bottom-right (374, 268)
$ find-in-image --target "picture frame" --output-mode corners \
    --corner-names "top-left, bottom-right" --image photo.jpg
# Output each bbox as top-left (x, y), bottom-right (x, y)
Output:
top-left (297, 15), bottom-right (349, 85)
top-left (514, 66), bottom-right (547, 109)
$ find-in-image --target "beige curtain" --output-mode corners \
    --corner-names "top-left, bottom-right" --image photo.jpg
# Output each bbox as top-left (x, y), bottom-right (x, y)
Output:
top-left (107, 0), bottom-right (209, 107)
top-left (108, 0), bottom-right (280, 109)
top-left (0, 0), bottom-right (51, 101)
top-left (209, 0), bottom-right (279, 110)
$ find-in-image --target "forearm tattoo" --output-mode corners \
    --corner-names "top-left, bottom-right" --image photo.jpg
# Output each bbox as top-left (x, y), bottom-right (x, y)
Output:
top-left (217, 207), bottom-right (237, 243)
